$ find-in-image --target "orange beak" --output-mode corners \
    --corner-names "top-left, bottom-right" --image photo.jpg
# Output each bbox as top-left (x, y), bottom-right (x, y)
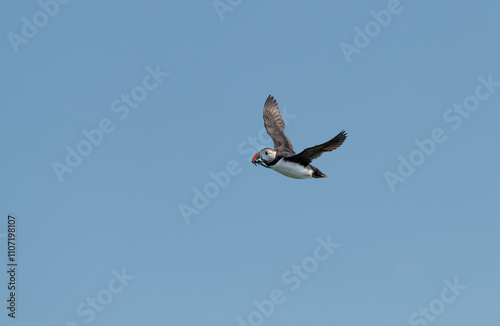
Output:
top-left (252, 152), bottom-right (261, 165)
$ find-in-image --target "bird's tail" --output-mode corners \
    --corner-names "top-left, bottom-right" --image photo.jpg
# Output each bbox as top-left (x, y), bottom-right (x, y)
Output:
top-left (311, 167), bottom-right (327, 178)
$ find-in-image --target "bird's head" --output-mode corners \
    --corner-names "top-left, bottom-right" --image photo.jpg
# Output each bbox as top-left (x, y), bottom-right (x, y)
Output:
top-left (252, 148), bottom-right (276, 167)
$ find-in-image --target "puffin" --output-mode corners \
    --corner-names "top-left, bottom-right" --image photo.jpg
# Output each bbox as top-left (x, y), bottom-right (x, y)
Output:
top-left (252, 95), bottom-right (347, 179)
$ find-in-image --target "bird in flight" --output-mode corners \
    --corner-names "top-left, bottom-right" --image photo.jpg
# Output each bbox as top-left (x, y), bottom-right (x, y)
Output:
top-left (252, 95), bottom-right (347, 179)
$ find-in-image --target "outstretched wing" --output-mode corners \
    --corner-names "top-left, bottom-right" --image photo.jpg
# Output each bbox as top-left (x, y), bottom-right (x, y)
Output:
top-left (263, 95), bottom-right (294, 153)
top-left (288, 130), bottom-right (347, 166)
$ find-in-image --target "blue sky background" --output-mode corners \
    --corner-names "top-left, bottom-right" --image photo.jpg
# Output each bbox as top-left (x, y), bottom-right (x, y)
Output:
top-left (1, 1), bottom-right (500, 325)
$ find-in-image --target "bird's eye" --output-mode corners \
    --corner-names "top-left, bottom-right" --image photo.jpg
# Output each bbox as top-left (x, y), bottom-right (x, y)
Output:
top-left (264, 151), bottom-right (268, 155)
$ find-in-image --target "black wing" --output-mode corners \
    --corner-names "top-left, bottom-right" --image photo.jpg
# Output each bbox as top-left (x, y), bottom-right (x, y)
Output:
top-left (263, 95), bottom-right (294, 153)
top-left (288, 130), bottom-right (347, 166)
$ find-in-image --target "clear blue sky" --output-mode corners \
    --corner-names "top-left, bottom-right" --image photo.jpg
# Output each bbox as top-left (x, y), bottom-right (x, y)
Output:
top-left (1, 1), bottom-right (500, 325)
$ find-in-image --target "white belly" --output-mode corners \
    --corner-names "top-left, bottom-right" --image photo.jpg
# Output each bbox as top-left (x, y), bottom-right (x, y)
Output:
top-left (270, 159), bottom-right (313, 179)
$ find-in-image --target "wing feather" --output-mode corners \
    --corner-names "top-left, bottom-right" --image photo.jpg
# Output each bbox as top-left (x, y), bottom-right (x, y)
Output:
top-left (263, 95), bottom-right (294, 153)
top-left (288, 130), bottom-right (347, 165)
